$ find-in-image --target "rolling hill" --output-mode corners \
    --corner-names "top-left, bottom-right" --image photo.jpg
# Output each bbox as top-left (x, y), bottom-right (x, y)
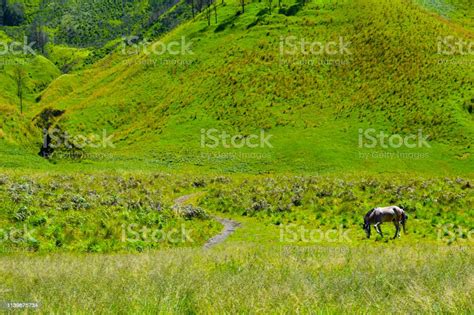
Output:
top-left (0, 0), bottom-right (473, 174)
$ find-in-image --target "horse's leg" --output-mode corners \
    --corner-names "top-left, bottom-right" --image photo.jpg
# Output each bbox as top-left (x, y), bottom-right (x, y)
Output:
top-left (375, 223), bottom-right (383, 237)
top-left (402, 220), bottom-right (406, 234)
top-left (393, 221), bottom-right (400, 239)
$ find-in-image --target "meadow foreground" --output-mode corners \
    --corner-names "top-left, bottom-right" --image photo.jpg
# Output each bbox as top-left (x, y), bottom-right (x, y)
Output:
top-left (1, 243), bottom-right (472, 314)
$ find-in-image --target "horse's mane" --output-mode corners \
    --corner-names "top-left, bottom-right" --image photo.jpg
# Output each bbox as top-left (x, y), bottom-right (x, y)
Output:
top-left (364, 208), bottom-right (375, 222)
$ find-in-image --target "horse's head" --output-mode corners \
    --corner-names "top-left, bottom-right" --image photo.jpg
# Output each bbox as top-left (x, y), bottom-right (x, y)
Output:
top-left (397, 206), bottom-right (408, 221)
top-left (362, 209), bottom-right (374, 238)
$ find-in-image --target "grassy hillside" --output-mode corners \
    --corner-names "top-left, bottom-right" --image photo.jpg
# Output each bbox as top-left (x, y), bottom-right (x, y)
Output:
top-left (0, 0), bottom-right (195, 167)
top-left (1, 0), bottom-right (192, 46)
top-left (0, 0), bottom-right (472, 175)
top-left (0, 28), bottom-right (60, 154)
top-left (4, 0), bottom-right (467, 174)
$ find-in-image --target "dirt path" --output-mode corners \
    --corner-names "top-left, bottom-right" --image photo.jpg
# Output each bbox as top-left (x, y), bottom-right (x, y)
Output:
top-left (204, 217), bottom-right (241, 249)
top-left (173, 194), bottom-right (240, 249)
top-left (173, 194), bottom-right (195, 207)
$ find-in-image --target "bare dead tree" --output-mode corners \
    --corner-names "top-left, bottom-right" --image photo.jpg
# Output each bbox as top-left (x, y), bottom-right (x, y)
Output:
top-left (213, 1), bottom-right (217, 23)
top-left (205, 0), bottom-right (211, 25)
top-left (13, 65), bottom-right (26, 114)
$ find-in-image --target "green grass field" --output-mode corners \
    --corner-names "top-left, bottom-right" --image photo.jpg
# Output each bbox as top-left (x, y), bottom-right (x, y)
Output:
top-left (1, 244), bottom-right (472, 313)
top-left (0, 172), bottom-right (472, 312)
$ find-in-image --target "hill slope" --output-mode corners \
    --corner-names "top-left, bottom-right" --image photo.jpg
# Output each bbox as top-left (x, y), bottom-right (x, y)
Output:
top-left (1, 0), bottom-right (473, 174)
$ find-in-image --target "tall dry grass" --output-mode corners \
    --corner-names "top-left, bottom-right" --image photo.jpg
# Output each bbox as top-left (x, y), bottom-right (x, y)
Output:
top-left (0, 243), bottom-right (472, 313)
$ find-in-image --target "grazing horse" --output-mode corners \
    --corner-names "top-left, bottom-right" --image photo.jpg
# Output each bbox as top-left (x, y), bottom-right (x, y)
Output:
top-left (363, 206), bottom-right (408, 239)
